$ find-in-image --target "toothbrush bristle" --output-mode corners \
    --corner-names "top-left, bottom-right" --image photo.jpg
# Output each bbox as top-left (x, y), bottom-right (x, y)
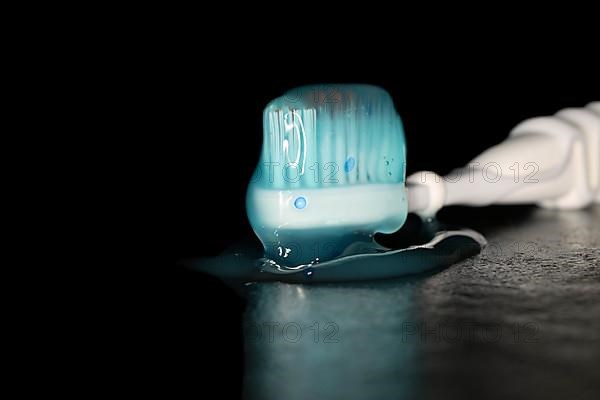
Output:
top-left (258, 84), bottom-right (406, 189)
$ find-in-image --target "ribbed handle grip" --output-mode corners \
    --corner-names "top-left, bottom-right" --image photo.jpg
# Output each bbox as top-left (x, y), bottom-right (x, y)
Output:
top-left (407, 103), bottom-right (600, 216)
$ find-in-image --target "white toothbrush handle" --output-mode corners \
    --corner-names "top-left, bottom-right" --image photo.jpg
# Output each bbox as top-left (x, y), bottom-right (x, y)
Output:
top-left (407, 102), bottom-right (600, 217)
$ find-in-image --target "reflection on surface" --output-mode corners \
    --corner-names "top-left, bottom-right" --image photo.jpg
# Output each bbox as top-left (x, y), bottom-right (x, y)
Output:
top-left (243, 281), bottom-right (421, 400)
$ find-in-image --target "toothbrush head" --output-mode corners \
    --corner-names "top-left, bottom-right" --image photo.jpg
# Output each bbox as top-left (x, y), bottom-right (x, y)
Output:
top-left (246, 84), bottom-right (407, 266)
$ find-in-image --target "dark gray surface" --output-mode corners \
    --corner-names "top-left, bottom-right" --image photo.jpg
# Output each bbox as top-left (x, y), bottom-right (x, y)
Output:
top-left (242, 206), bottom-right (600, 400)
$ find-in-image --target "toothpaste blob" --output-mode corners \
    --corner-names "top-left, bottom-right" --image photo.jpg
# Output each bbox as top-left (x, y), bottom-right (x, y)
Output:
top-left (246, 84), bottom-right (408, 266)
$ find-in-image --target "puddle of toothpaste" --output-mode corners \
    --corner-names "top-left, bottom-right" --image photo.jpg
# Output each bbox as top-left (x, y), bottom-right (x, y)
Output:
top-left (186, 217), bottom-right (486, 284)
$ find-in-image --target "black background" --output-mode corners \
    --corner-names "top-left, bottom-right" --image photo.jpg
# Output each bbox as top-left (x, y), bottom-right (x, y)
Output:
top-left (156, 52), bottom-right (597, 397)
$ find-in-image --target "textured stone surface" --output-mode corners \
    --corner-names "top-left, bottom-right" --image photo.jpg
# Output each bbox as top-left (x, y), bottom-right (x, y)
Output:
top-left (243, 206), bottom-right (600, 400)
